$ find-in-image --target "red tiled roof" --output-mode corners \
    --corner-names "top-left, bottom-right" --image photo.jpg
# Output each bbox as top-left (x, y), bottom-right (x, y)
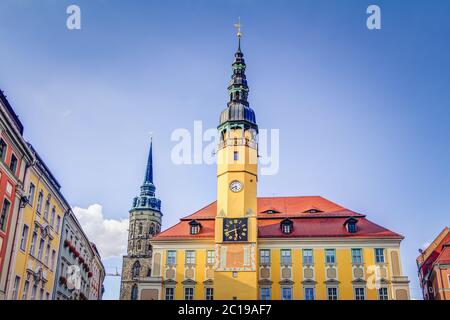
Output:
top-left (434, 243), bottom-right (450, 265)
top-left (153, 196), bottom-right (402, 241)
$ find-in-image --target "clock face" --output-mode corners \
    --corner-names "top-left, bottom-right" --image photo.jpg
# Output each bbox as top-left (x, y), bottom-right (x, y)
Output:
top-left (229, 180), bottom-right (243, 193)
top-left (223, 218), bottom-right (248, 242)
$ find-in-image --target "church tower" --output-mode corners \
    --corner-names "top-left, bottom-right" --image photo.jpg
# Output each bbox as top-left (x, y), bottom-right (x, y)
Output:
top-left (214, 24), bottom-right (259, 300)
top-left (120, 139), bottom-right (162, 300)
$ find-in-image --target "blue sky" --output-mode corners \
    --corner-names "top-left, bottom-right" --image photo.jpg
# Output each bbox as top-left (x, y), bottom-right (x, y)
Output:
top-left (1, 0), bottom-right (449, 300)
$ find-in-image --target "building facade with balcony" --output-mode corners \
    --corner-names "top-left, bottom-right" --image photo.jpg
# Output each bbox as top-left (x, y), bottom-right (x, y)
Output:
top-left (53, 210), bottom-right (95, 300)
top-left (0, 90), bottom-right (32, 299)
top-left (5, 144), bottom-right (69, 300)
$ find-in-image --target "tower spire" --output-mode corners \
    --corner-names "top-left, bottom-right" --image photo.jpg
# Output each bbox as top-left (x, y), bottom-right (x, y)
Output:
top-left (218, 18), bottom-right (257, 131)
top-left (144, 137), bottom-right (153, 184)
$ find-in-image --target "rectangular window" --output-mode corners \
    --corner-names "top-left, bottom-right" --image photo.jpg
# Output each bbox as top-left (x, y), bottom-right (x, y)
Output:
top-left (28, 183), bottom-right (36, 206)
top-left (351, 249), bottom-right (363, 264)
top-left (20, 224), bottom-right (29, 251)
top-left (22, 280), bottom-right (30, 300)
top-left (280, 249), bottom-right (292, 265)
top-left (260, 287), bottom-right (271, 300)
top-left (355, 287), bottom-right (365, 300)
top-left (185, 250), bottom-right (195, 265)
top-left (167, 250), bottom-right (176, 265)
top-left (12, 276), bottom-right (21, 300)
top-left (10, 153), bottom-right (18, 174)
top-left (260, 249), bottom-right (271, 265)
top-left (282, 287), bottom-right (292, 300)
top-left (51, 250), bottom-right (56, 270)
top-left (45, 242), bottom-right (50, 265)
top-left (0, 139), bottom-right (7, 161)
top-left (0, 198), bottom-right (11, 231)
top-left (325, 249), bottom-right (336, 264)
top-left (50, 208), bottom-right (56, 227)
top-left (378, 287), bottom-right (388, 300)
top-left (165, 288), bottom-right (174, 300)
top-left (305, 287), bottom-right (315, 300)
top-left (303, 249), bottom-right (313, 265)
top-left (30, 284), bottom-right (37, 300)
top-left (56, 215), bottom-right (61, 233)
top-left (43, 201), bottom-right (49, 220)
top-left (205, 288), bottom-right (213, 300)
top-left (327, 287), bottom-right (338, 300)
top-left (29, 229), bottom-right (37, 256)
top-left (36, 192), bottom-right (43, 214)
top-left (375, 248), bottom-right (385, 263)
top-left (233, 151), bottom-right (239, 161)
top-left (184, 287), bottom-right (194, 300)
top-left (206, 250), bottom-right (214, 265)
top-left (37, 238), bottom-right (44, 260)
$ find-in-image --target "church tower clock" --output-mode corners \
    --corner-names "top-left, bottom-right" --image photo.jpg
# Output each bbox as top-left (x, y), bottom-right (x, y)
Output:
top-left (214, 22), bottom-right (259, 300)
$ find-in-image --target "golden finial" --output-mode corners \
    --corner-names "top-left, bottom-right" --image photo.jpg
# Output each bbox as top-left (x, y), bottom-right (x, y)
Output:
top-left (234, 17), bottom-right (242, 38)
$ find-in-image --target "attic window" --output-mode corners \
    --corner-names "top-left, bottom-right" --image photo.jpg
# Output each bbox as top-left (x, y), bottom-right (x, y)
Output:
top-left (303, 208), bottom-right (323, 213)
top-left (281, 219), bottom-right (293, 234)
top-left (344, 218), bottom-right (358, 233)
top-left (189, 220), bottom-right (201, 235)
top-left (263, 209), bottom-right (280, 214)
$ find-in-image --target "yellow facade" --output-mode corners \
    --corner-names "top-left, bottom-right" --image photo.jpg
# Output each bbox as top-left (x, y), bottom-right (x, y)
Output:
top-left (151, 242), bottom-right (407, 300)
top-left (7, 164), bottom-right (67, 300)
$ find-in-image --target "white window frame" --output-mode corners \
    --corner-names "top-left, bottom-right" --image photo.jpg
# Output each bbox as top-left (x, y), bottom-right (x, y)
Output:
top-left (280, 249), bottom-right (292, 266)
top-left (327, 286), bottom-right (338, 300)
top-left (184, 287), bottom-right (194, 300)
top-left (185, 250), bottom-right (196, 265)
top-left (12, 275), bottom-right (21, 300)
top-left (20, 224), bottom-right (29, 251)
top-left (304, 286), bottom-right (315, 300)
top-left (375, 248), bottom-right (385, 264)
top-left (260, 249), bottom-right (270, 265)
top-left (281, 286), bottom-right (292, 300)
top-left (351, 248), bottom-right (363, 264)
top-left (167, 250), bottom-right (176, 265)
top-left (325, 249), bottom-right (336, 264)
top-left (260, 287), bottom-right (271, 300)
top-left (165, 287), bottom-right (174, 300)
top-left (206, 250), bottom-right (214, 265)
top-left (303, 249), bottom-right (314, 265)
top-left (354, 287), bottom-right (366, 300)
top-left (205, 287), bottom-right (214, 300)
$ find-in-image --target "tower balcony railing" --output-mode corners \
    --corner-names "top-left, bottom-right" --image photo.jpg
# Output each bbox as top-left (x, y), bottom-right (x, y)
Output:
top-left (217, 138), bottom-right (257, 150)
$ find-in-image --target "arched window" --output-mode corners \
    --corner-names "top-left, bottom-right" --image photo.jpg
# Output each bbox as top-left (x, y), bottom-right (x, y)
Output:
top-left (344, 218), bottom-right (358, 233)
top-left (132, 261), bottom-right (141, 277)
top-left (136, 240), bottom-right (141, 251)
top-left (131, 285), bottom-right (138, 300)
top-left (138, 223), bottom-right (143, 235)
top-left (280, 219), bottom-right (293, 234)
top-left (149, 224), bottom-right (155, 235)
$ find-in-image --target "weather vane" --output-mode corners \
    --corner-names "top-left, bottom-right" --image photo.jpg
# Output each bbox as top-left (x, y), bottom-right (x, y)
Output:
top-left (234, 17), bottom-right (242, 38)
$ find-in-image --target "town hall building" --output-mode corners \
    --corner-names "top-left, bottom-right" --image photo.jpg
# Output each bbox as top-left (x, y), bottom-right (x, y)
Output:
top-left (120, 29), bottom-right (410, 300)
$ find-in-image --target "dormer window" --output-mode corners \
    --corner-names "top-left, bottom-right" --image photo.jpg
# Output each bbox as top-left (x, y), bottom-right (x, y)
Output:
top-left (344, 217), bottom-right (358, 233)
top-left (303, 208), bottom-right (323, 214)
top-left (189, 220), bottom-right (201, 235)
top-left (262, 208), bottom-right (280, 214)
top-left (281, 219), bottom-right (293, 234)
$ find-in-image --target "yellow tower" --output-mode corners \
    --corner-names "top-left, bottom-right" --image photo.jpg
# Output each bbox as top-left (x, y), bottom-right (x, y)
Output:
top-left (214, 20), bottom-right (259, 299)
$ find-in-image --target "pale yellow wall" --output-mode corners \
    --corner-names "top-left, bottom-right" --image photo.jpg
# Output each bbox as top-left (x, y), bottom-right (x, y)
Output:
top-left (10, 166), bottom-right (65, 300)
